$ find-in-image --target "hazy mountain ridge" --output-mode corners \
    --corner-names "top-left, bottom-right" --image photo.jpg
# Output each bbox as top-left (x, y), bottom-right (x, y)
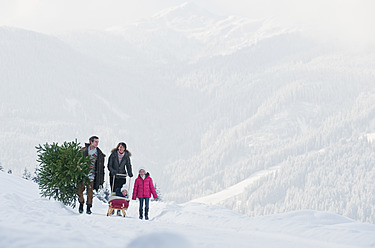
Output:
top-left (62, 2), bottom-right (287, 65)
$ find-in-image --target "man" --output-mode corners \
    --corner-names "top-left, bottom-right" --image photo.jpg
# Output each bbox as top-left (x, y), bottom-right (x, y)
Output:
top-left (77, 136), bottom-right (105, 214)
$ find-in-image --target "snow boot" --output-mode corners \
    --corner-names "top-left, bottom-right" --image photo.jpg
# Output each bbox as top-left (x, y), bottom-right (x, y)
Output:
top-left (86, 204), bottom-right (92, 215)
top-left (139, 209), bottom-right (143, 220)
top-left (145, 208), bottom-right (149, 220)
top-left (79, 203), bottom-right (84, 214)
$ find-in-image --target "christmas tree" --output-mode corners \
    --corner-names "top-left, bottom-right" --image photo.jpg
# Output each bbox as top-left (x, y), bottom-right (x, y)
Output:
top-left (36, 140), bottom-right (91, 207)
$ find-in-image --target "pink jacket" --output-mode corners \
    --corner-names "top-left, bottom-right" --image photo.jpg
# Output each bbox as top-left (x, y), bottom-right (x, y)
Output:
top-left (132, 173), bottom-right (158, 200)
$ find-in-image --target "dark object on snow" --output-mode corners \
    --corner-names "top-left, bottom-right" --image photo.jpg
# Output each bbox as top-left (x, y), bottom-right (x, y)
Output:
top-left (139, 209), bottom-right (143, 220)
top-left (86, 204), bottom-right (92, 215)
top-left (145, 207), bottom-right (149, 220)
top-left (79, 203), bottom-right (84, 214)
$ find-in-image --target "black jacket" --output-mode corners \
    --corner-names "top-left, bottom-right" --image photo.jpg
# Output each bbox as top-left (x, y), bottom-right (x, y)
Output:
top-left (107, 150), bottom-right (133, 178)
top-left (82, 143), bottom-right (106, 191)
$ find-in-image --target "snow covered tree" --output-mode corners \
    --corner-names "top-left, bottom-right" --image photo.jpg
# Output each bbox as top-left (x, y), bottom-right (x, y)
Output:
top-left (0, 163), bottom-right (3, 172)
top-left (22, 167), bottom-right (32, 180)
top-left (94, 184), bottom-right (111, 203)
top-left (7, 169), bottom-right (12, 174)
top-left (32, 167), bottom-right (41, 183)
top-left (36, 140), bottom-right (92, 207)
top-left (152, 183), bottom-right (162, 202)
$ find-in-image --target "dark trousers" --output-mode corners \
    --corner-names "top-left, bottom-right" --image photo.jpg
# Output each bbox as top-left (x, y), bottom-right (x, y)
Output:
top-left (77, 181), bottom-right (94, 205)
top-left (139, 197), bottom-right (150, 210)
top-left (110, 175), bottom-right (126, 195)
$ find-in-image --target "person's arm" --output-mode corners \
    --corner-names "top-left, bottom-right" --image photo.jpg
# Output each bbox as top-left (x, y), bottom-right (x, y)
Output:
top-left (149, 178), bottom-right (158, 199)
top-left (132, 179), bottom-right (138, 200)
top-left (126, 156), bottom-right (133, 177)
top-left (107, 154), bottom-right (115, 176)
top-left (98, 152), bottom-right (105, 186)
top-left (81, 147), bottom-right (88, 157)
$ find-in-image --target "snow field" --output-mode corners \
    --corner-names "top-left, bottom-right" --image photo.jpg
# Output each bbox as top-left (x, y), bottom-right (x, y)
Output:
top-left (1, 172), bottom-right (375, 248)
top-left (191, 165), bottom-right (281, 205)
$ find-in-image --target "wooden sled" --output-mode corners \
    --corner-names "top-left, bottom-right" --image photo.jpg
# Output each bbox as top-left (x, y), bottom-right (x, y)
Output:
top-left (107, 197), bottom-right (130, 217)
top-left (107, 174), bottom-right (131, 217)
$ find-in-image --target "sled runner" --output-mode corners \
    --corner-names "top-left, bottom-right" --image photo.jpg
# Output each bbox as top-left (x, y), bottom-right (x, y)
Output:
top-left (107, 174), bottom-right (131, 217)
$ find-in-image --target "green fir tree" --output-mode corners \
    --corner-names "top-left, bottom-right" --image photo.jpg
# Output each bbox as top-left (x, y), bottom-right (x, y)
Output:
top-left (36, 140), bottom-right (92, 207)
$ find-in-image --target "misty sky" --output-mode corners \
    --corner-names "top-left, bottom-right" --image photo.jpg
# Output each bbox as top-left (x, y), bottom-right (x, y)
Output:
top-left (0, 0), bottom-right (374, 46)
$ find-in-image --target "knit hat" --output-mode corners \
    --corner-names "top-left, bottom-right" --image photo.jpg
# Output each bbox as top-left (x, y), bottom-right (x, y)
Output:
top-left (121, 185), bottom-right (128, 192)
top-left (138, 167), bottom-right (146, 173)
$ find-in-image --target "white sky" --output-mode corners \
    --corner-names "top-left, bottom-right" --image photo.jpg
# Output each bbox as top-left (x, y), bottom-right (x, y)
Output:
top-left (0, 0), bottom-right (374, 46)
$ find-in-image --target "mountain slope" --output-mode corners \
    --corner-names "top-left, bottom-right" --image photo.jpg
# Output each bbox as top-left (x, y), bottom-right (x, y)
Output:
top-left (160, 45), bottom-right (375, 223)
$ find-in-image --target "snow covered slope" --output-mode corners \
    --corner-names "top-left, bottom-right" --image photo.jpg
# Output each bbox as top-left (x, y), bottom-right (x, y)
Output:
top-left (191, 165), bottom-right (280, 205)
top-left (1, 172), bottom-right (375, 248)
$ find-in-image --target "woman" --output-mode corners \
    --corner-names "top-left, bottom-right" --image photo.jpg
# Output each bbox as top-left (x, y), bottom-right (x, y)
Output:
top-left (107, 142), bottom-right (133, 196)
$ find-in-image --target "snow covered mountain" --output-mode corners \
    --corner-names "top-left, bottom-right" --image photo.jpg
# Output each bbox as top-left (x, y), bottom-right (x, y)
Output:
top-left (0, 24), bottom-right (201, 173)
top-left (1, 2), bottom-right (375, 225)
top-left (1, 172), bottom-right (375, 248)
top-left (61, 2), bottom-right (288, 64)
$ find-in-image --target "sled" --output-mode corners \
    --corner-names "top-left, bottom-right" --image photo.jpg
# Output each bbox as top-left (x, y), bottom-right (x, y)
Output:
top-left (107, 174), bottom-right (131, 217)
top-left (107, 196), bottom-right (130, 217)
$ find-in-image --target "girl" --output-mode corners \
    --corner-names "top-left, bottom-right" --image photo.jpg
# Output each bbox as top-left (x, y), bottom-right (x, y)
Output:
top-left (132, 168), bottom-right (158, 220)
top-left (107, 142), bottom-right (133, 196)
